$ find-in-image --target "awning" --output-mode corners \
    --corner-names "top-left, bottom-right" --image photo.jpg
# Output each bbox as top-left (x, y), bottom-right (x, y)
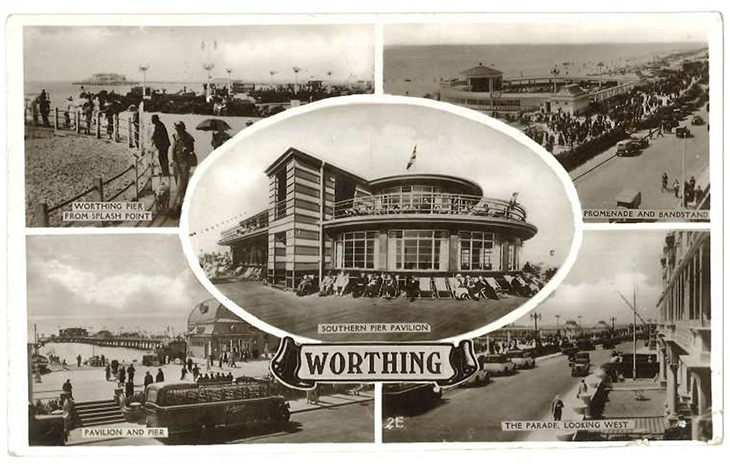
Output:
top-left (593, 416), bottom-right (667, 435)
top-left (680, 353), bottom-right (711, 370)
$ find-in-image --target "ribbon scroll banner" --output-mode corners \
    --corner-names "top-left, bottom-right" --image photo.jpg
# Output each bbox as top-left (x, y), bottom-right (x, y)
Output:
top-left (270, 336), bottom-right (478, 390)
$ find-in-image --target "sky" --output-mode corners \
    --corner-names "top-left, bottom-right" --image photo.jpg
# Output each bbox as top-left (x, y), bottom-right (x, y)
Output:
top-left (23, 25), bottom-right (374, 84)
top-left (513, 230), bottom-right (671, 329)
top-left (385, 14), bottom-right (714, 45)
top-left (187, 102), bottom-right (577, 269)
top-left (26, 235), bottom-right (213, 338)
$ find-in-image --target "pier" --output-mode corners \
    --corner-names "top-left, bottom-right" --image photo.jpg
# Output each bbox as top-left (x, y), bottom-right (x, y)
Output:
top-left (40, 336), bottom-right (164, 351)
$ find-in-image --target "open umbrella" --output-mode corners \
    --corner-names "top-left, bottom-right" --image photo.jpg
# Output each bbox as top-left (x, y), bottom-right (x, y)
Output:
top-left (196, 118), bottom-right (231, 132)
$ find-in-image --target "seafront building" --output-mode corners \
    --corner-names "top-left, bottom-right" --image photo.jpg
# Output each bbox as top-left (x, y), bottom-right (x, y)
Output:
top-left (656, 230), bottom-right (711, 440)
top-left (186, 298), bottom-right (277, 361)
top-left (217, 147), bottom-right (537, 290)
top-left (438, 63), bottom-right (641, 115)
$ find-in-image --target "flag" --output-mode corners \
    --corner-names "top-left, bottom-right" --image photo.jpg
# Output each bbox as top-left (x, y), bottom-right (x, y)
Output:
top-left (406, 145), bottom-right (417, 170)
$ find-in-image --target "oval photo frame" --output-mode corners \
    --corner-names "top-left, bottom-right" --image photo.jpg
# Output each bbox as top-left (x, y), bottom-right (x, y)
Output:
top-left (180, 95), bottom-right (584, 344)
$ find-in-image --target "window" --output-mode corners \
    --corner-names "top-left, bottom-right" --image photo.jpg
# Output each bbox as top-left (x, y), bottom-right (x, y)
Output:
top-left (459, 231), bottom-right (499, 271)
top-left (336, 231), bottom-right (377, 269)
top-left (389, 230), bottom-right (448, 270)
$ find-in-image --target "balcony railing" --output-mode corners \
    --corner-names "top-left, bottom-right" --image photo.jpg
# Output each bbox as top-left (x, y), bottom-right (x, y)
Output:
top-left (331, 192), bottom-right (527, 222)
top-left (219, 210), bottom-right (269, 244)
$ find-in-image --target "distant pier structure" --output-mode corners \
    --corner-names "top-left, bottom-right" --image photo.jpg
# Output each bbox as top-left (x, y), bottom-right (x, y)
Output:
top-left (40, 333), bottom-right (163, 351)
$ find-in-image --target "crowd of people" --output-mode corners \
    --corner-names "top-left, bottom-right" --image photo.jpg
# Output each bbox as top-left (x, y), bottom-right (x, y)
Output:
top-left (295, 270), bottom-right (536, 302)
top-left (521, 62), bottom-right (705, 156)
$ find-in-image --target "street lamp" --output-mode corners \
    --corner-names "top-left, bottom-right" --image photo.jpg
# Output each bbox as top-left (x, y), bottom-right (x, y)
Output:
top-left (292, 66), bottom-right (301, 94)
top-left (139, 64), bottom-right (149, 99)
top-left (530, 312), bottom-right (542, 347)
top-left (225, 68), bottom-right (233, 95)
top-left (269, 70), bottom-right (278, 87)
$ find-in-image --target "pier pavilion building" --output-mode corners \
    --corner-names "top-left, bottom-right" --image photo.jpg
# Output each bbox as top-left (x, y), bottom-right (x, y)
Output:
top-left (187, 298), bottom-right (277, 360)
top-left (656, 230), bottom-right (711, 440)
top-left (217, 147), bottom-right (538, 291)
top-left (438, 63), bottom-right (641, 115)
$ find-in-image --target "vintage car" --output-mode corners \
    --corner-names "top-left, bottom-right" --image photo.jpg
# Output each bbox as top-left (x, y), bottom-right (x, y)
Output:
top-left (505, 350), bottom-right (536, 369)
top-left (382, 383), bottom-right (442, 416)
top-left (616, 139), bottom-right (641, 156)
top-left (144, 379), bottom-right (290, 435)
top-left (561, 343), bottom-right (579, 357)
top-left (691, 115), bottom-right (705, 126)
top-left (571, 352), bottom-right (591, 377)
top-left (461, 356), bottom-right (491, 387)
top-left (675, 126), bottom-right (691, 138)
top-left (629, 136), bottom-right (649, 149)
top-left (576, 338), bottom-right (596, 351)
top-left (480, 354), bottom-right (516, 376)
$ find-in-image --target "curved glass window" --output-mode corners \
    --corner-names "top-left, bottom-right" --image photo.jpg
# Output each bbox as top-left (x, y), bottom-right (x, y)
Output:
top-left (389, 230), bottom-right (448, 271)
top-left (459, 231), bottom-right (500, 271)
top-left (335, 231), bottom-right (377, 269)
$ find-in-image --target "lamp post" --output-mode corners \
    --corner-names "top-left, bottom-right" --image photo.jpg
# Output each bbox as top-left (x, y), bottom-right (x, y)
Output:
top-left (530, 312), bottom-right (542, 348)
top-left (292, 66), bottom-right (301, 94)
top-left (555, 314), bottom-right (561, 337)
top-left (269, 70), bottom-right (278, 88)
top-left (138, 65), bottom-right (150, 99)
top-left (225, 68), bottom-right (233, 96)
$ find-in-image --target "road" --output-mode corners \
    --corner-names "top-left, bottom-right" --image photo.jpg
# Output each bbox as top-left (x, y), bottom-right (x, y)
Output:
top-left (574, 106), bottom-right (709, 219)
top-left (383, 342), bottom-right (634, 443)
top-left (80, 401), bottom-right (374, 446)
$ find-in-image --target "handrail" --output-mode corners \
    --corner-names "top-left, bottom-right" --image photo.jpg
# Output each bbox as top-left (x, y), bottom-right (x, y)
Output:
top-left (47, 185), bottom-right (98, 213)
top-left (331, 192), bottom-right (528, 222)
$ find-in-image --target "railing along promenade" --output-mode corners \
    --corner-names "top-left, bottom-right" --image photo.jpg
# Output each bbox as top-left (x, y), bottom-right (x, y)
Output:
top-left (332, 193), bottom-right (528, 222)
top-left (29, 106), bottom-right (156, 227)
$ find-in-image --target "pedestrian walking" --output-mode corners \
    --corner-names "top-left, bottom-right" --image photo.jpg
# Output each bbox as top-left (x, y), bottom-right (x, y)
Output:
top-left (76, 354), bottom-right (82, 368)
top-left (577, 379), bottom-right (588, 397)
top-left (192, 364), bottom-right (200, 381)
top-left (181, 364), bottom-right (188, 381)
top-left (151, 115), bottom-right (171, 177)
top-left (38, 90), bottom-right (51, 127)
top-left (105, 364), bottom-right (111, 381)
top-left (187, 358), bottom-right (193, 372)
top-left (127, 364), bottom-right (135, 384)
top-left (119, 366), bottom-right (126, 385)
top-left (62, 379), bottom-right (73, 400)
top-left (551, 395), bottom-right (564, 421)
top-left (125, 380), bottom-right (134, 398)
top-left (171, 121), bottom-right (196, 217)
top-left (155, 368), bottom-right (164, 383)
top-left (673, 179), bottom-right (680, 198)
top-left (144, 371), bottom-right (154, 388)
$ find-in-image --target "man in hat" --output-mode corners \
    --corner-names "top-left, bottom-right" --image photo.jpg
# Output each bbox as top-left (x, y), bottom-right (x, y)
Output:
top-left (151, 115), bottom-right (171, 177)
top-left (171, 121), bottom-right (196, 216)
top-left (551, 394), bottom-right (564, 421)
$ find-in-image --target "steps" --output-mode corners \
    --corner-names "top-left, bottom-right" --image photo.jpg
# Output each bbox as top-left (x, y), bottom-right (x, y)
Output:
top-left (74, 399), bottom-right (126, 427)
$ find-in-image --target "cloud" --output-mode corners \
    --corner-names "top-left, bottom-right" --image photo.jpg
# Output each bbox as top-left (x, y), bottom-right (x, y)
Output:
top-left (41, 259), bottom-right (196, 311)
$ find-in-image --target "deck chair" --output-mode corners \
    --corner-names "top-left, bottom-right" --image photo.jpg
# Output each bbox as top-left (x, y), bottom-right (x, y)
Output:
top-left (417, 277), bottom-right (435, 299)
top-left (484, 277), bottom-right (506, 298)
top-left (447, 277), bottom-right (463, 299)
top-left (494, 275), bottom-right (515, 294)
top-left (433, 277), bottom-right (451, 299)
top-left (512, 276), bottom-right (532, 297)
top-left (478, 278), bottom-right (500, 299)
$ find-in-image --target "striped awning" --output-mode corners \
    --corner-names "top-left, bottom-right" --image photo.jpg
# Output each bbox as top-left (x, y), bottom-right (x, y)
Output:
top-left (597, 416), bottom-right (667, 435)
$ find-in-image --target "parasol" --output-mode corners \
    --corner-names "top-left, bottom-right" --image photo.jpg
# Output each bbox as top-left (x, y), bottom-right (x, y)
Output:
top-left (196, 118), bottom-right (231, 132)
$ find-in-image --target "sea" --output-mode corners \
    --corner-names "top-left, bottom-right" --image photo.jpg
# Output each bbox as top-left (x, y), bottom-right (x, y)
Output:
top-left (383, 42), bottom-right (707, 97)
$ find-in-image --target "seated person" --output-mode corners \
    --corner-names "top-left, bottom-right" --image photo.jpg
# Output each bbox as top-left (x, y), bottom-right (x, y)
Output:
top-left (403, 276), bottom-right (419, 300)
top-left (382, 274), bottom-right (397, 299)
top-left (348, 272), bottom-right (368, 298)
top-left (296, 275), bottom-right (316, 296)
top-left (334, 271), bottom-right (350, 296)
top-left (364, 274), bottom-right (383, 298)
top-left (319, 273), bottom-right (335, 296)
top-left (465, 276), bottom-right (481, 301)
top-left (452, 274), bottom-right (470, 300)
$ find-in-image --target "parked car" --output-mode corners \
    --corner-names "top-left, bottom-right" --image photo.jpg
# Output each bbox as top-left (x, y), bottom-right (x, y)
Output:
top-left (480, 354), bottom-right (516, 376)
top-left (577, 339), bottom-right (596, 351)
top-left (629, 136), bottom-right (649, 149)
top-left (462, 356), bottom-right (491, 386)
top-left (571, 352), bottom-right (591, 377)
top-left (691, 115), bottom-right (705, 126)
top-left (676, 126), bottom-right (691, 138)
top-left (383, 383), bottom-right (442, 416)
top-left (505, 350), bottom-right (536, 369)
